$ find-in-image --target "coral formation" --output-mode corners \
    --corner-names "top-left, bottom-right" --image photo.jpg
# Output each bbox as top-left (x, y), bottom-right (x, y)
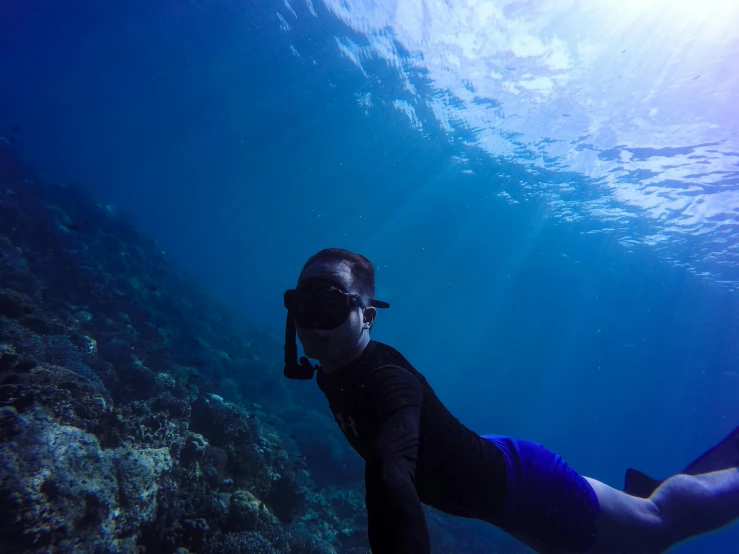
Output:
top-left (0, 142), bottom-right (510, 553)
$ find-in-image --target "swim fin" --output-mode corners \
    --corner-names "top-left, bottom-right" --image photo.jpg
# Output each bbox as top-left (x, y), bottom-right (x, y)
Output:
top-left (624, 425), bottom-right (739, 498)
top-left (624, 468), bottom-right (663, 499)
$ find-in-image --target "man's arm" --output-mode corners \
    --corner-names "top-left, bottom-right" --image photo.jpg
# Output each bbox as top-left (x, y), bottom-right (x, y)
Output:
top-left (364, 365), bottom-right (429, 554)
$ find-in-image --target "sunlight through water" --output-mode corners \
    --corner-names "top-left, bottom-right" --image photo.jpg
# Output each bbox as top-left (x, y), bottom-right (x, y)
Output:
top-left (293, 0), bottom-right (739, 287)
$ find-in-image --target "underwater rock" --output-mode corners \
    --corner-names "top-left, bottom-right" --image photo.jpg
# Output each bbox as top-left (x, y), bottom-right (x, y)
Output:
top-left (0, 289), bottom-right (34, 319)
top-left (266, 468), bottom-right (307, 523)
top-left (73, 310), bottom-right (93, 324)
top-left (0, 343), bottom-right (22, 372)
top-left (228, 488), bottom-right (279, 532)
top-left (285, 521), bottom-right (346, 554)
top-left (98, 337), bottom-right (131, 365)
top-left (190, 395), bottom-right (274, 497)
top-left (114, 445), bottom-right (173, 536)
top-left (115, 397), bottom-right (186, 453)
top-left (201, 531), bottom-right (280, 554)
top-left (154, 371), bottom-right (176, 390)
top-left (0, 239), bottom-right (39, 298)
top-left (105, 355), bottom-right (157, 403)
top-left (204, 445), bottom-right (229, 485)
top-left (180, 431), bottom-right (209, 466)
top-left (6, 328), bottom-right (107, 391)
top-left (151, 390), bottom-right (191, 420)
top-left (0, 407), bottom-right (171, 554)
top-left (182, 517), bottom-right (210, 540)
top-left (2, 363), bottom-right (111, 434)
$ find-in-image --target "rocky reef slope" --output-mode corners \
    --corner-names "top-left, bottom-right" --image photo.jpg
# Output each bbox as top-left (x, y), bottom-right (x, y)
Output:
top-left (0, 141), bottom-right (513, 554)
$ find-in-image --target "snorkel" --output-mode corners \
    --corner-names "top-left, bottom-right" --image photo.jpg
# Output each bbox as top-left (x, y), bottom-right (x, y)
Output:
top-left (284, 313), bottom-right (317, 379)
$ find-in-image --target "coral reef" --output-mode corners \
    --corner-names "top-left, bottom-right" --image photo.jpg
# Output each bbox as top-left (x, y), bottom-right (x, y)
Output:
top-left (0, 402), bottom-right (171, 553)
top-left (0, 141), bottom-right (366, 553)
top-left (0, 141), bottom-right (512, 553)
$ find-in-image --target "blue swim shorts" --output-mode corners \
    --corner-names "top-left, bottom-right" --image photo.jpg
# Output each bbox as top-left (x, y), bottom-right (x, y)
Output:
top-left (481, 434), bottom-right (601, 553)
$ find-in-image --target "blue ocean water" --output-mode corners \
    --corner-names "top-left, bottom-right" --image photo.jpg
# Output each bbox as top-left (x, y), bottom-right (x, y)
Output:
top-left (1, 1), bottom-right (738, 553)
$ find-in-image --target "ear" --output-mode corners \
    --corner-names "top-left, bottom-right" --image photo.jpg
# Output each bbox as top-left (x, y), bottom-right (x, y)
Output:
top-left (363, 307), bottom-right (377, 328)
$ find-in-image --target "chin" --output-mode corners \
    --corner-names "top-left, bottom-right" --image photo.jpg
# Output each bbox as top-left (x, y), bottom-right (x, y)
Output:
top-left (301, 343), bottom-right (326, 360)
top-left (297, 336), bottom-right (330, 360)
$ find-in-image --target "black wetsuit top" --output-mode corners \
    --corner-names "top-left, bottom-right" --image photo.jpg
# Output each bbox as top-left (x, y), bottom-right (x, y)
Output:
top-left (316, 340), bottom-right (508, 554)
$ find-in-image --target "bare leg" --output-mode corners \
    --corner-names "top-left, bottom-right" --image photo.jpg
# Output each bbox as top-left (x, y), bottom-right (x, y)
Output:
top-left (651, 468), bottom-right (739, 542)
top-left (586, 467), bottom-right (739, 554)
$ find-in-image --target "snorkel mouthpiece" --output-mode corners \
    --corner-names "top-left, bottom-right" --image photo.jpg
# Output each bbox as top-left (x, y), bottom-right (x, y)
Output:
top-left (284, 312), bottom-right (317, 380)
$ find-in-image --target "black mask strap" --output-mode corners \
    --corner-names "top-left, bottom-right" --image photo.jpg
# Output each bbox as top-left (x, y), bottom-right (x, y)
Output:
top-left (284, 312), bottom-right (318, 380)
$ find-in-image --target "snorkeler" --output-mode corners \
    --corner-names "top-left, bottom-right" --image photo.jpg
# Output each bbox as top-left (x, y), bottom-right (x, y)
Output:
top-left (283, 248), bottom-right (739, 554)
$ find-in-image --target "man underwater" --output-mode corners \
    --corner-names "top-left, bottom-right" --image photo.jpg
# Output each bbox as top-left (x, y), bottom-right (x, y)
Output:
top-left (283, 248), bottom-right (739, 554)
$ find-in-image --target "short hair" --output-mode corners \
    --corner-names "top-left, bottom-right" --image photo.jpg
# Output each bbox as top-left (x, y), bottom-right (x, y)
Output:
top-left (301, 248), bottom-right (376, 303)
